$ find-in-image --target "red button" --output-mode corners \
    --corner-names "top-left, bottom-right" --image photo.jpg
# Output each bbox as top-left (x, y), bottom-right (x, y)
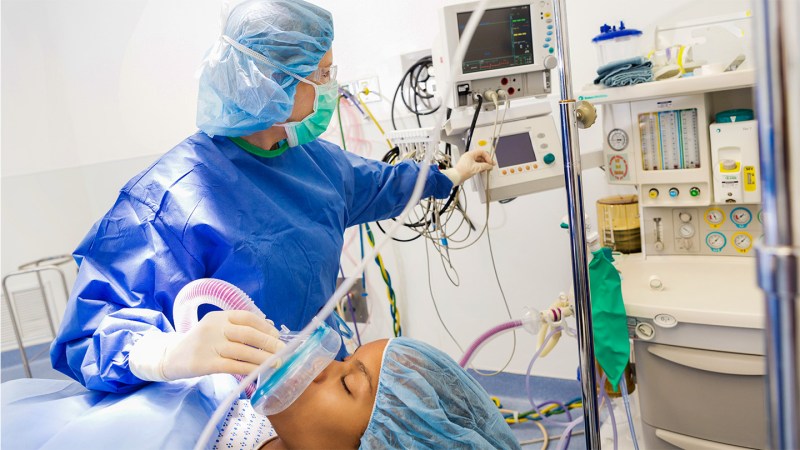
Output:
top-left (501, 78), bottom-right (509, 85)
top-left (508, 87), bottom-right (516, 95)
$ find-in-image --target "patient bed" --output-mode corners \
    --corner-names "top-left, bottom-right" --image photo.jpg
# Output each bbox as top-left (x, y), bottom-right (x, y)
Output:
top-left (1, 374), bottom-right (241, 450)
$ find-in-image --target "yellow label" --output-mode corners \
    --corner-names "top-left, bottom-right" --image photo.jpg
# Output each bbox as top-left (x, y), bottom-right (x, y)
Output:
top-left (744, 166), bottom-right (757, 192)
top-left (478, 140), bottom-right (488, 147)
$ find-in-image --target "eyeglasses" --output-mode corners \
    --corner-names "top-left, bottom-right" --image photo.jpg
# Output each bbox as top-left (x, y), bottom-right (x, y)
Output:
top-left (308, 65), bottom-right (337, 85)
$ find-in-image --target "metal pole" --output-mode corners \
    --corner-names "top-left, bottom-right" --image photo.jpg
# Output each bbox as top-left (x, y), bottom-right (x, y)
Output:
top-left (752, 0), bottom-right (800, 448)
top-left (552, 0), bottom-right (601, 446)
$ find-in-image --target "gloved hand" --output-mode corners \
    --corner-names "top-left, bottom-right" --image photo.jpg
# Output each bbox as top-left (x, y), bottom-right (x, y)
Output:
top-left (443, 150), bottom-right (496, 186)
top-left (129, 310), bottom-right (284, 382)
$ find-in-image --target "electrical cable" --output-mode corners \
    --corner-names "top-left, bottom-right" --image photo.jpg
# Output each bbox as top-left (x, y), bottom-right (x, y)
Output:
top-left (356, 91), bottom-right (393, 149)
top-left (519, 430), bottom-right (584, 447)
top-left (464, 94), bottom-right (484, 152)
top-left (363, 223), bottom-right (402, 337)
top-left (424, 237), bottom-right (465, 353)
top-left (470, 219), bottom-right (516, 377)
top-left (471, 89), bottom-right (516, 377)
top-left (336, 94), bottom-right (347, 151)
top-left (391, 56), bottom-right (440, 130)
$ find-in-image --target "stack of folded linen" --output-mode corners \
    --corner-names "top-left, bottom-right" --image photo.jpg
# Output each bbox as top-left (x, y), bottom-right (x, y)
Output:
top-left (594, 56), bottom-right (653, 87)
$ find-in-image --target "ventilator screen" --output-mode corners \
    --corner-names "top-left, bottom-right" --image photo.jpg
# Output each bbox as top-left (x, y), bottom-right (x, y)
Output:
top-left (495, 133), bottom-right (537, 168)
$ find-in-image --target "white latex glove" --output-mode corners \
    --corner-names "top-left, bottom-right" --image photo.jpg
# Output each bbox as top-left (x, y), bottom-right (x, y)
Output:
top-left (443, 149), bottom-right (496, 186)
top-left (130, 310), bottom-right (284, 382)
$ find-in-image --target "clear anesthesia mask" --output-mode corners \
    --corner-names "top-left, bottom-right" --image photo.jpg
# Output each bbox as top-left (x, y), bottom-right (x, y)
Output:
top-left (250, 314), bottom-right (353, 415)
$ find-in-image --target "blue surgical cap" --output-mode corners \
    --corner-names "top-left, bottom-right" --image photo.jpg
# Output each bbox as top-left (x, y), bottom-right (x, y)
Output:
top-left (361, 338), bottom-right (521, 450)
top-left (196, 0), bottom-right (334, 137)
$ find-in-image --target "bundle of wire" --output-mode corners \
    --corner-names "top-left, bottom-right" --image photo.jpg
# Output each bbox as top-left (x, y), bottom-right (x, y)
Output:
top-left (192, 2), bottom-right (494, 448)
top-left (390, 55), bottom-right (440, 129)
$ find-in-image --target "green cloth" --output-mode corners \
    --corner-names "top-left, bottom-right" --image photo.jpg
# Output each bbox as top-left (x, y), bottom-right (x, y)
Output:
top-left (229, 137), bottom-right (288, 158)
top-left (589, 247), bottom-right (630, 389)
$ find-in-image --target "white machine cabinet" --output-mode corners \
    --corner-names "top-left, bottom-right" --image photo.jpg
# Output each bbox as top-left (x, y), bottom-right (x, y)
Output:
top-left (580, 69), bottom-right (767, 449)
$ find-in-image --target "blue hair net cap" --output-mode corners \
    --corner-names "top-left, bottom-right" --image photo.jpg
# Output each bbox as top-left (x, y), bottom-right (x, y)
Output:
top-left (361, 338), bottom-right (521, 450)
top-left (197, 0), bottom-right (334, 137)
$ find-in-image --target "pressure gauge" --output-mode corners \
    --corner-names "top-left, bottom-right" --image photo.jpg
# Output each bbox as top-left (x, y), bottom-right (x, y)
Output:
top-left (706, 232), bottom-right (727, 252)
top-left (607, 129), bottom-right (628, 151)
top-left (731, 208), bottom-right (752, 227)
top-left (705, 209), bottom-right (725, 226)
top-left (679, 223), bottom-right (695, 238)
top-left (734, 233), bottom-right (752, 249)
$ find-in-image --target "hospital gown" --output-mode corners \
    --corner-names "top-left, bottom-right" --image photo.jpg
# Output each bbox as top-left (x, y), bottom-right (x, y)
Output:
top-left (50, 132), bottom-right (453, 393)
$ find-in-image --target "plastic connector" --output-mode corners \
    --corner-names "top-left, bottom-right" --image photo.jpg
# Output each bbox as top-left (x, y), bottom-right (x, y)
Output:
top-left (483, 90), bottom-right (500, 103)
top-left (521, 307), bottom-right (542, 335)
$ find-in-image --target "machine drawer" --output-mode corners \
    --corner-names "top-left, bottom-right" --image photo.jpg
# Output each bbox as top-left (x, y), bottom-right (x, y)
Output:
top-left (634, 341), bottom-right (767, 449)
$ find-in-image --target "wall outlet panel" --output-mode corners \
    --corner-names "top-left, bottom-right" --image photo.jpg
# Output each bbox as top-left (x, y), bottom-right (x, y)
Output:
top-left (336, 278), bottom-right (369, 323)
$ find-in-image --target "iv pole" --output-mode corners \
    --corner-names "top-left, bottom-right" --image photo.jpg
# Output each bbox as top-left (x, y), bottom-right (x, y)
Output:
top-left (753, 0), bottom-right (800, 448)
top-left (551, 0), bottom-right (602, 447)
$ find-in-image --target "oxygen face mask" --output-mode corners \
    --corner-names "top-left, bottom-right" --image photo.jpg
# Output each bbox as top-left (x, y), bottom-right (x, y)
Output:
top-left (250, 317), bottom-right (351, 416)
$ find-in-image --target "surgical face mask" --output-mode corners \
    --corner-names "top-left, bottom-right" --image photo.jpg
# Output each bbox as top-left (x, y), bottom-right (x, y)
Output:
top-left (222, 35), bottom-right (338, 147)
top-left (278, 79), bottom-right (338, 147)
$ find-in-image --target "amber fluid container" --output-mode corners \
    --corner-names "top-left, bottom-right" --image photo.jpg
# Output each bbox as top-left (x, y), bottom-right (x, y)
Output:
top-left (597, 195), bottom-right (641, 253)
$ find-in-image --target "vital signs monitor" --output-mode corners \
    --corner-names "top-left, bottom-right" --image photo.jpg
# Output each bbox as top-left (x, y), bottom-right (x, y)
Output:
top-left (434, 0), bottom-right (559, 109)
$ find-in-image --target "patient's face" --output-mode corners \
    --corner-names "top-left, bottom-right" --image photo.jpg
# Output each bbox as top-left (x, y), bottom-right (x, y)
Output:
top-left (268, 339), bottom-right (389, 449)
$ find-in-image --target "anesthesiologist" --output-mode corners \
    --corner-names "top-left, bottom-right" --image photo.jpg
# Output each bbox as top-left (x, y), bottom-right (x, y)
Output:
top-left (50, 0), bottom-right (494, 393)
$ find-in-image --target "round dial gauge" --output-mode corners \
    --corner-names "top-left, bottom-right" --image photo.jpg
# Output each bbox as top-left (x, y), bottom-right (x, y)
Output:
top-left (731, 208), bottom-right (752, 226)
top-left (607, 129), bottom-right (628, 151)
top-left (705, 209), bottom-right (724, 225)
top-left (706, 232), bottom-right (727, 251)
top-left (679, 223), bottom-right (695, 238)
top-left (734, 233), bottom-right (752, 250)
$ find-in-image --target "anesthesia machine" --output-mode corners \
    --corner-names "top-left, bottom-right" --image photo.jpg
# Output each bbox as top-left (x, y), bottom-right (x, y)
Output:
top-left (580, 11), bottom-right (770, 450)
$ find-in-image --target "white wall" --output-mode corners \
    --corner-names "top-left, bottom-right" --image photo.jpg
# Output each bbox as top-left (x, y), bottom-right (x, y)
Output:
top-left (1, 0), bottom-right (749, 377)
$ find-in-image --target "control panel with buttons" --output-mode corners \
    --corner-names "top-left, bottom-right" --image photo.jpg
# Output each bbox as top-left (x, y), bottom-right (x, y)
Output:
top-left (464, 113), bottom-right (563, 203)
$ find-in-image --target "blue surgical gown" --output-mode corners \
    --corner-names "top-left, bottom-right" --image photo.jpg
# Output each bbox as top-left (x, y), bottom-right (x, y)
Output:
top-left (50, 132), bottom-right (452, 393)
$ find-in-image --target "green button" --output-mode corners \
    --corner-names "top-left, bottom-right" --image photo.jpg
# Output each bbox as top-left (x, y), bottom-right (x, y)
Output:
top-left (543, 153), bottom-right (556, 165)
top-left (690, 187), bottom-right (701, 197)
top-left (549, 47), bottom-right (555, 54)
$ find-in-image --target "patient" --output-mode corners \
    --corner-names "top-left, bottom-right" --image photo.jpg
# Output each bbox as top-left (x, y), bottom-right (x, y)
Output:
top-left (1, 337), bottom-right (517, 450)
top-left (262, 337), bottom-right (520, 449)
